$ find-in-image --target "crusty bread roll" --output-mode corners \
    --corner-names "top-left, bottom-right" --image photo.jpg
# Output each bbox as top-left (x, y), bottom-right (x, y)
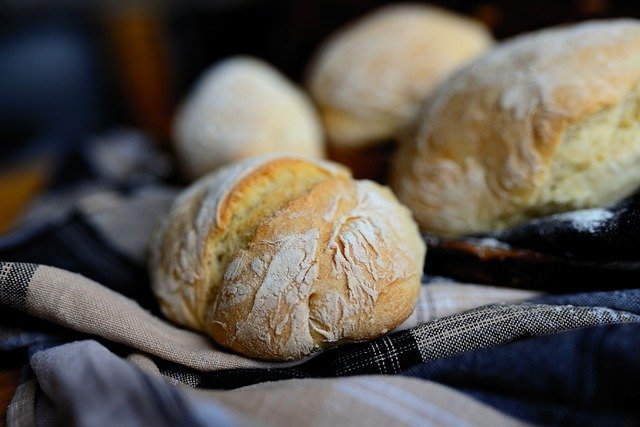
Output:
top-left (173, 57), bottom-right (324, 180)
top-left (149, 154), bottom-right (425, 360)
top-left (391, 19), bottom-right (640, 236)
top-left (307, 3), bottom-right (493, 180)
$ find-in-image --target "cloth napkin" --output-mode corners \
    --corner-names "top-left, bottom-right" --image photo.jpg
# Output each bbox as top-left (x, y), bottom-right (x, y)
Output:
top-left (424, 190), bottom-right (640, 290)
top-left (2, 137), bottom-right (639, 426)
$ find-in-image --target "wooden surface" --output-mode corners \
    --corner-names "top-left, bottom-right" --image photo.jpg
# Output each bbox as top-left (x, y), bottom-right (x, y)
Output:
top-left (0, 370), bottom-right (21, 426)
top-left (0, 158), bottom-right (49, 234)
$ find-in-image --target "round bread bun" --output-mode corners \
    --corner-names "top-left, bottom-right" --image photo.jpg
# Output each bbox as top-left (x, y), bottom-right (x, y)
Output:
top-left (392, 19), bottom-right (640, 236)
top-left (149, 154), bottom-right (425, 361)
top-left (173, 57), bottom-right (324, 180)
top-left (307, 3), bottom-right (493, 179)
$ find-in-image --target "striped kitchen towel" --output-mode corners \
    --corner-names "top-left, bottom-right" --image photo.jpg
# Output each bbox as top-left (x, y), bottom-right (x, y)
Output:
top-left (2, 138), bottom-right (640, 426)
top-left (2, 259), bottom-right (639, 426)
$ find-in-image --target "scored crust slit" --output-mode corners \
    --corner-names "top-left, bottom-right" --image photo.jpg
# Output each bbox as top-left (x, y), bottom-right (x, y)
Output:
top-left (150, 154), bottom-right (425, 360)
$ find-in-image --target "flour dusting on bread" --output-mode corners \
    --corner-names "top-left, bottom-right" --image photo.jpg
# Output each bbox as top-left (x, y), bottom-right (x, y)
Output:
top-left (393, 19), bottom-right (640, 236)
top-left (150, 155), bottom-right (425, 360)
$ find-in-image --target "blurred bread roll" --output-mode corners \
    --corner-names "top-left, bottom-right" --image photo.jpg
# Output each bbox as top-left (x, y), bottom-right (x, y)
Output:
top-left (307, 3), bottom-right (493, 180)
top-left (150, 154), bottom-right (425, 360)
top-left (392, 20), bottom-right (640, 236)
top-left (173, 57), bottom-right (324, 179)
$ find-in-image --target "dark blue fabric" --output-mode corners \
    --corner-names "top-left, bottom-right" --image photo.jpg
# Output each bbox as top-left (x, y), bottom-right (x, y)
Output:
top-left (0, 211), bottom-right (154, 308)
top-left (533, 288), bottom-right (640, 313)
top-left (401, 322), bottom-right (640, 427)
top-left (497, 191), bottom-right (640, 261)
top-left (423, 190), bottom-right (640, 290)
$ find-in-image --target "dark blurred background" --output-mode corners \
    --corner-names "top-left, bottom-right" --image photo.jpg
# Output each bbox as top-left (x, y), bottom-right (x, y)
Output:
top-left (0, 0), bottom-right (635, 232)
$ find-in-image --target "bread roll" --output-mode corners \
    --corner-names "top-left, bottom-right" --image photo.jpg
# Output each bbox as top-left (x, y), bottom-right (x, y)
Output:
top-left (307, 3), bottom-right (493, 179)
top-left (173, 57), bottom-right (324, 180)
top-left (149, 154), bottom-right (425, 360)
top-left (392, 19), bottom-right (640, 236)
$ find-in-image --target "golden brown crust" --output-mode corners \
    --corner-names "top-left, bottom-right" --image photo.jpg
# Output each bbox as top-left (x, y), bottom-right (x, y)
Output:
top-left (307, 3), bottom-right (493, 150)
top-left (391, 19), bottom-right (640, 236)
top-left (150, 154), bottom-right (425, 360)
top-left (149, 154), bottom-right (349, 330)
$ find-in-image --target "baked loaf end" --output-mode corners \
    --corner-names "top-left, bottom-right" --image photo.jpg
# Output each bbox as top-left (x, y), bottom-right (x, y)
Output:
top-left (392, 19), bottom-right (640, 236)
top-left (173, 56), bottom-right (324, 180)
top-left (150, 154), bottom-right (425, 360)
